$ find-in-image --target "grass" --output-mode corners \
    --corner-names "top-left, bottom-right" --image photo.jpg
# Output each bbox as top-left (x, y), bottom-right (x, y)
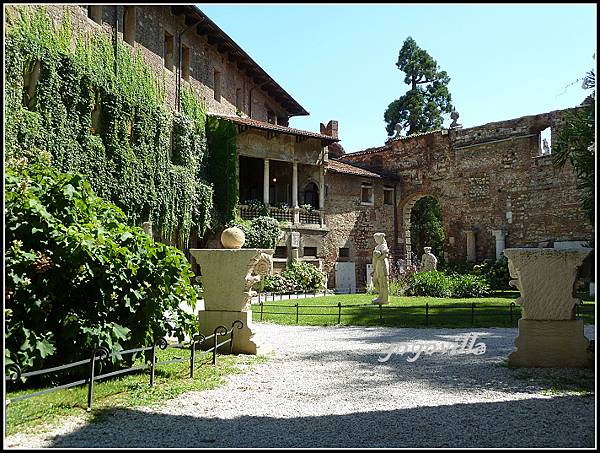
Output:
top-left (5, 347), bottom-right (269, 437)
top-left (252, 290), bottom-right (595, 328)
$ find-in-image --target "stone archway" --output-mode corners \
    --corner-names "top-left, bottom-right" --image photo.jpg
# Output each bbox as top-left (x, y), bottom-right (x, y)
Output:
top-left (401, 193), bottom-right (445, 266)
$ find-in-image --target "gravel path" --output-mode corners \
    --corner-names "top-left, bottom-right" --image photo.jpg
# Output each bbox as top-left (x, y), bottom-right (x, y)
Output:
top-left (5, 324), bottom-right (595, 448)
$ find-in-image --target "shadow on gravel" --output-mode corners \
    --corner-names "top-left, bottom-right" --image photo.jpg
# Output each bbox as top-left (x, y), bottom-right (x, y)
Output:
top-left (47, 396), bottom-right (594, 448)
top-left (281, 328), bottom-right (595, 396)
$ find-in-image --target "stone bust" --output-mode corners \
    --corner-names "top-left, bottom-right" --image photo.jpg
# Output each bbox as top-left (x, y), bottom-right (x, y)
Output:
top-left (420, 246), bottom-right (438, 272)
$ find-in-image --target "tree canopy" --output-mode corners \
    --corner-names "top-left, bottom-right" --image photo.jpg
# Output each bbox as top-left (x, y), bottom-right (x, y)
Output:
top-left (552, 69), bottom-right (595, 224)
top-left (384, 37), bottom-right (453, 136)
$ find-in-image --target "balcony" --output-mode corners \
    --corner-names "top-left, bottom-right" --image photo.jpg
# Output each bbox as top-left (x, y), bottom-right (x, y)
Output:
top-left (239, 204), bottom-right (323, 226)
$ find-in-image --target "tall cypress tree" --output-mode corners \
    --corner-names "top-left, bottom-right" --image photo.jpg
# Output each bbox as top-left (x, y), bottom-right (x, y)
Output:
top-left (384, 37), bottom-right (453, 136)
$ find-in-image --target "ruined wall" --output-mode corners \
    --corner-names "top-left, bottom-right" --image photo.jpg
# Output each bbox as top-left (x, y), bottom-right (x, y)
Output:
top-left (341, 108), bottom-right (593, 263)
top-left (9, 4), bottom-right (290, 122)
top-left (323, 173), bottom-right (396, 289)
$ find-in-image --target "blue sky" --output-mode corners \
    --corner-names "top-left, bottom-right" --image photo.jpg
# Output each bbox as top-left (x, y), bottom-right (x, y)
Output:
top-left (198, 3), bottom-right (596, 153)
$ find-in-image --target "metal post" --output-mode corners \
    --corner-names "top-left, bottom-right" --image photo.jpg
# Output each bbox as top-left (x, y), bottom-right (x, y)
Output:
top-left (471, 302), bottom-right (475, 326)
top-left (379, 304), bottom-right (383, 321)
top-left (338, 302), bottom-right (342, 324)
top-left (150, 344), bottom-right (157, 386)
top-left (260, 301), bottom-right (264, 321)
top-left (213, 331), bottom-right (219, 365)
top-left (509, 302), bottom-right (514, 324)
top-left (425, 303), bottom-right (429, 326)
top-left (190, 339), bottom-right (196, 379)
top-left (295, 302), bottom-right (299, 324)
top-left (87, 350), bottom-right (97, 411)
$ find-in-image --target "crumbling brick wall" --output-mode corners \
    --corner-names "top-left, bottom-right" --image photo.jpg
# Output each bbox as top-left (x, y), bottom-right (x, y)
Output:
top-left (340, 108), bottom-right (593, 263)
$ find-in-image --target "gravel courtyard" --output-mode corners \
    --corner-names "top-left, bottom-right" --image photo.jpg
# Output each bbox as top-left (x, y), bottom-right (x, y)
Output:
top-left (5, 324), bottom-right (595, 448)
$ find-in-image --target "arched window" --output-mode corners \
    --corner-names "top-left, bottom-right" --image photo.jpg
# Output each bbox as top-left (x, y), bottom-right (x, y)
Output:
top-left (303, 182), bottom-right (319, 209)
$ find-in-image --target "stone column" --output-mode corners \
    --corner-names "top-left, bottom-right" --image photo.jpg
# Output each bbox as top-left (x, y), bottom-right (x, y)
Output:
top-left (263, 159), bottom-right (270, 205)
top-left (292, 162), bottom-right (299, 208)
top-left (292, 161), bottom-right (300, 224)
top-left (463, 229), bottom-right (476, 262)
top-left (491, 230), bottom-right (506, 260)
top-left (142, 221), bottom-right (153, 240)
top-left (504, 247), bottom-right (593, 368)
top-left (190, 247), bottom-right (274, 355)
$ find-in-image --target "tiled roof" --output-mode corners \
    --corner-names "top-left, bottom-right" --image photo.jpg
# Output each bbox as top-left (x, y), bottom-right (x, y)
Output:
top-left (327, 159), bottom-right (383, 179)
top-left (177, 6), bottom-right (309, 117)
top-left (208, 113), bottom-right (339, 142)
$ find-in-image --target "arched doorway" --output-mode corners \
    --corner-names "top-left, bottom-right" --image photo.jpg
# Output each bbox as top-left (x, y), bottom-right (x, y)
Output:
top-left (402, 194), bottom-right (445, 266)
top-left (302, 182), bottom-right (319, 209)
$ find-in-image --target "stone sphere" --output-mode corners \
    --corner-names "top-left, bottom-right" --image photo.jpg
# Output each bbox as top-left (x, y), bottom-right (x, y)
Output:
top-left (221, 227), bottom-right (245, 249)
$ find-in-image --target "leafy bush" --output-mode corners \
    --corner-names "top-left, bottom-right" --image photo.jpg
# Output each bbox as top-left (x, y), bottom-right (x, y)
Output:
top-left (405, 270), bottom-right (491, 298)
top-left (449, 273), bottom-right (491, 298)
top-left (231, 216), bottom-right (281, 249)
top-left (405, 271), bottom-right (453, 297)
top-left (5, 156), bottom-right (198, 374)
top-left (258, 261), bottom-right (326, 293)
top-left (472, 256), bottom-right (511, 290)
top-left (282, 261), bottom-right (326, 292)
top-left (258, 274), bottom-right (297, 293)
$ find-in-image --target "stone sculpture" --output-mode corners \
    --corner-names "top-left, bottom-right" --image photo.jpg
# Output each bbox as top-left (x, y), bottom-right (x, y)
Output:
top-left (371, 233), bottom-right (390, 305)
top-left (189, 231), bottom-right (273, 355)
top-left (450, 110), bottom-right (462, 128)
top-left (420, 246), bottom-right (438, 272)
top-left (504, 247), bottom-right (593, 368)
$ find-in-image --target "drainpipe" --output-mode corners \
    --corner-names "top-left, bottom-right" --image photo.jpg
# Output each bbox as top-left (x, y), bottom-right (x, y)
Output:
top-left (177, 18), bottom-right (204, 111)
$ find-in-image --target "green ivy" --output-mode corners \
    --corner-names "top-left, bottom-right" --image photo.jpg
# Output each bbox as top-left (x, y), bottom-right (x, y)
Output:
top-left (206, 116), bottom-right (239, 227)
top-left (5, 6), bottom-right (213, 247)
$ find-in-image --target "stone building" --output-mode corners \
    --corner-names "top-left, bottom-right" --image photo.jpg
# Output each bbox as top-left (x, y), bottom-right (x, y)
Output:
top-left (8, 4), bottom-right (593, 291)
top-left (336, 108), bottom-right (594, 284)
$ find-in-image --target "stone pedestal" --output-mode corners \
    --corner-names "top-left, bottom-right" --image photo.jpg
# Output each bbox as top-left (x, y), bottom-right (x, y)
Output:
top-left (504, 247), bottom-right (593, 368)
top-left (509, 319), bottom-right (590, 367)
top-left (189, 248), bottom-right (273, 355)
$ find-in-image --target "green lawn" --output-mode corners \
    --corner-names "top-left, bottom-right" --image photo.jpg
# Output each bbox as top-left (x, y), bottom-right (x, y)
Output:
top-left (252, 291), bottom-right (595, 328)
top-left (5, 347), bottom-right (268, 437)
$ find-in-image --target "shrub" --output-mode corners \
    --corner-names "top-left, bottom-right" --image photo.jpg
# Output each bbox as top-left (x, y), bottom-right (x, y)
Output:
top-left (5, 156), bottom-right (198, 374)
top-left (282, 261), bottom-right (327, 292)
top-left (405, 271), bottom-right (453, 297)
top-left (258, 261), bottom-right (326, 293)
top-left (472, 256), bottom-right (511, 290)
top-left (449, 273), bottom-right (491, 298)
top-left (405, 270), bottom-right (491, 298)
top-left (231, 216), bottom-right (281, 249)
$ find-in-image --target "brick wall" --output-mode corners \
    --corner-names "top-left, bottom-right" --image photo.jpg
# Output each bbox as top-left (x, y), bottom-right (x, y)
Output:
top-left (340, 108), bottom-right (593, 263)
top-left (6, 4), bottom-right (291, 122)
top-left (323, 172), bottom-right (397, 289)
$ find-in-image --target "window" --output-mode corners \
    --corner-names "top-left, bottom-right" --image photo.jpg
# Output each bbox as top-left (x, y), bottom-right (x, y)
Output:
top-left (164, 32), bottom-right (174, 71)
top-left (123, 6), bottom-right (136, 46)
top-left (87, 5), bottom-right (102, 24)
top-left (304, 247), bottom-right (317, 257)
top-left (267, 109), bottom-right (276, 124)
top-left (213, 69), bottom-right (222, 101)
top-left (539, 127), bottom-right (552, 155)
top-left (182, 45), bottom-right (190, 81)
top-left (384, 186), bottom-right (394, 205)
top-left (23, 60), bottom-right (41, 110)
top-left (361, 183), bottom-right (374, 205)
top-left (235, 88), bottom-right (242, 111)
top-left (339, 247), bottom-right (350, 258)
top-left (274, 246), bottom-right (288, 258)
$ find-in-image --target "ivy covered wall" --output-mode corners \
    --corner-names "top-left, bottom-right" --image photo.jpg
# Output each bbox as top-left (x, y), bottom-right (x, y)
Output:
top-left (4, 7), bottom-right (238, 247)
